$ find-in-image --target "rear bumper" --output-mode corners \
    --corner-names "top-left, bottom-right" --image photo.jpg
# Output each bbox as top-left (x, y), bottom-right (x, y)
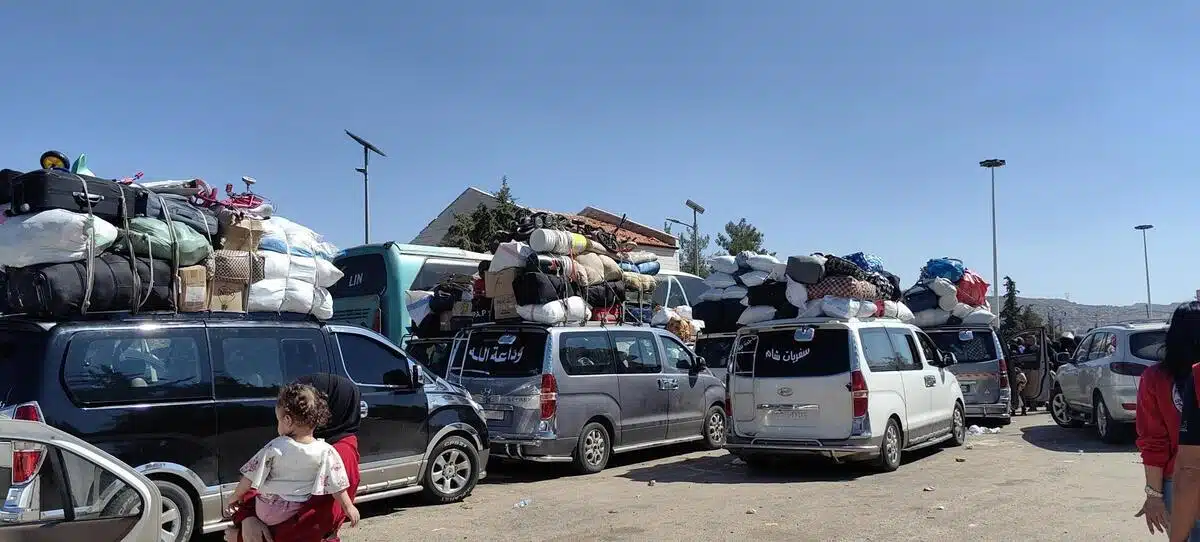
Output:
top-left (725, 432), bottom-right (882, 456)
top-left (1099, 385), bottom-right (1139, 422)
top-left (490, 433), bottom-right (576, 463)
top-left (965, 402), bottom-right (1011, 419)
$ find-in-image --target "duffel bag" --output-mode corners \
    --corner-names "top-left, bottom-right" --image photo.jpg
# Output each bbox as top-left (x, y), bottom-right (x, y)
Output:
top-left (9, 169), bottom-right (135, 222)
top-left (785, 255), bottom-right (825, 285)
top-left (113, 218), bottom-right (212, 267)
top-left (6, 253), bottom-right (174, 317)
top-left (902, 282), bottom-right (939, 313)
top-left (136, 191), bottom-right (218, 236)
top-left (514, 272), bottom-right (572, 306)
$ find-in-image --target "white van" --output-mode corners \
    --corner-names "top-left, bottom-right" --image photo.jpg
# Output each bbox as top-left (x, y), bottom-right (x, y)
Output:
top-left (725, 317), bottom-right (967, 472)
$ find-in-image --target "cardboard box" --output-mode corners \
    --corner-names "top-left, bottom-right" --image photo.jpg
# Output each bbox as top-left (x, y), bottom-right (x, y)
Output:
top-left (220, 215), bottom-right (265, 252)
top-left (177, 265), bottom-right (210, 312)
top-left (484, 269), bottom-right (519, 300)
top-left (452, 301), bottom-right (473, 317)
top-left (209, 279), bottom-right (246, 312)
top-left (493, 294), bottom-right (519, 320)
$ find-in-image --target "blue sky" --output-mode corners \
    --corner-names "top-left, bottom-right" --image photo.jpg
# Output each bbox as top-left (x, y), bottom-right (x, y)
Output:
top-left (2, 2), bottom-right (1196, 306)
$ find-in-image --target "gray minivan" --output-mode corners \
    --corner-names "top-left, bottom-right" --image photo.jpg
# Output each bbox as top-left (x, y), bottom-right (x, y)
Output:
top-left (925, 326), bottom-right (1011, 424)
top-left (446, 323), bottom-right (727, 474)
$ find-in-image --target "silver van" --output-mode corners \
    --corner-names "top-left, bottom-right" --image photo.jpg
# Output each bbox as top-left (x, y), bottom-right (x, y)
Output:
top-left (446, 323), bottom-right (727, 474)
top-left (925, 326), bottom-right (1011, 424)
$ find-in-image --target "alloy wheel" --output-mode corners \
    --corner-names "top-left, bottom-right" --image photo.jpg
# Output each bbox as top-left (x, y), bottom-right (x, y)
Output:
top-left (1051, 393), bottom-right (1069, 423)
top-left (707, 411), bottom-right (726, 444)
top-left (884, 424), bottom-right (900, 466)
top-left (159, 497), bottom-right (181, 542)
top-left (431, 449), bottom-right (472, 495)
top-left (583, 428), bottom-right (607, 467)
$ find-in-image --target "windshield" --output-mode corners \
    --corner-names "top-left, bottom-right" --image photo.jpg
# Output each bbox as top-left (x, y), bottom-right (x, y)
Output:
top-left (676, 275), bottom-right (708, 306)
top-left (329, 253), bottom-right (387, 298)
top-left (406, 339), bottom-right (454, 378)
top-left (694, 336), bottom-right (734, 368)
top-left (928, 330), bottom-right (998, 363)
top-left (1130, 330), bottom-right (1166, 362)
top-left (746, 328), bottom-right (850, 378)
top-left (462, 330), bottom-right (546, 378)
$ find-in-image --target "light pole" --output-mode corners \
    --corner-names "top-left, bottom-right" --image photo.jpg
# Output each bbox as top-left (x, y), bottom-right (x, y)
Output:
top-left (1135, 224), bottom-right (1154, 318)
top-left (666, 199), bottom-right (705, 275)
top-left (979, 158), bottom-right (1006, 312)
top-left (345, 130), bottom-right (387, 244)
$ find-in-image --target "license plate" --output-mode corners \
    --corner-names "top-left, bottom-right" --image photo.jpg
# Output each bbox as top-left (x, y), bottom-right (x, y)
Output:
top-left (484, 410), bottom-right (506, 421)
top-left (778, 410), bottom-right (809, 420)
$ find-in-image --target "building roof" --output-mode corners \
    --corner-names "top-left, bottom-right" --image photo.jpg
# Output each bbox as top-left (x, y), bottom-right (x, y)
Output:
top-left (563, 213), bottom-right (676, 249)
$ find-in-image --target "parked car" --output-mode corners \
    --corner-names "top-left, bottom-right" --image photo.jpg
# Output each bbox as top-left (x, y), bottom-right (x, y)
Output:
top-left (725, 317), bottom-right (966, 472)
top-left (446, 322), bottom-right (726, 474)
top-left (0, 418), bottom-right (162, 542)
top-left (694, 332), bottom-right (736, 382)
top-left (1050, 321), bottom-right (1166, 443)
top-left (924, 326), bottom-right (1012, 424)
top-left (0, 313), bottom-right (490, 542)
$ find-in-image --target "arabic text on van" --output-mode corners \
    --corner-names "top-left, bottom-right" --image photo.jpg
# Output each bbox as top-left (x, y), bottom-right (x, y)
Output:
top-left (764, 348), bottom-right (810, 364)
top-left (469, 346), bottom-right (526, 364)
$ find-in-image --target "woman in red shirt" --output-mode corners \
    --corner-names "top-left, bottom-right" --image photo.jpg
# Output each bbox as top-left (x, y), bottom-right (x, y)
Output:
top-left (1136, 302), bottom-right (1200, 539)
top-left (231, 374), bottom-right (362, 542)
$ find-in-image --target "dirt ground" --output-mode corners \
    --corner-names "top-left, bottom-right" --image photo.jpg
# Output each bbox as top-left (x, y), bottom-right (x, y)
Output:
top-left (330, 412), bottom-right (1157, 542)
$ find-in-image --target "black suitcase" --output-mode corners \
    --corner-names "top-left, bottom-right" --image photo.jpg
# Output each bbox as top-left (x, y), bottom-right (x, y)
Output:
top-left (134, 191), bottom-right (218, 236)
top-left (0, 169), bottom-right (21, 205)
top-left (9, 169), bottom-right (134, 221)
top-left (6, 253), bottom-right (175, 318)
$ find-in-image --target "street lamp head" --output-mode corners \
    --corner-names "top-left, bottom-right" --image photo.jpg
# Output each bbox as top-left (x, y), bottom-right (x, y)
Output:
top-left (345, 130), bottom-right (387, 157)
top-left (685, 199), bottom-right (705, 214)
top-left (979, 158), bottom-right (1006, 168)
top-left (665, 218), bottom-right (693, 230)
top-left (1135, 224), bottom-right (1154, 231)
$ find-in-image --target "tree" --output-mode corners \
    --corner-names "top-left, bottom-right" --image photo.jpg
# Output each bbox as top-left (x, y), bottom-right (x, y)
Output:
top-left (440, 177), bottom-right (526, 253)
top-left (1018, 305), bottom-right (1044, 331)
top-left (664, 222), bottom-right (712, 277)
top-left (998, 276), bottom-right (1021, 342)
top-left (715, 218), bottom-right (773, 256)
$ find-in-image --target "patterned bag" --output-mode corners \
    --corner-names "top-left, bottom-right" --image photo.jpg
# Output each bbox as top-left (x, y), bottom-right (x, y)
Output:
top-left (844, 252), bottom-right (886, 274)
top-left (821, 255), bottom-right (868, 281)
top-left (209, 249), bottom-right (265, 289)
top-left (807, 276), bottom-right (878, 301)
top-left (864, 272), bottom-right (897, 301)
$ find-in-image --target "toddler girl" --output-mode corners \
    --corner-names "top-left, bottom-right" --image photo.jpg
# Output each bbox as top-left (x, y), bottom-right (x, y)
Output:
top-left (225, 382), bottom-right (360, 540)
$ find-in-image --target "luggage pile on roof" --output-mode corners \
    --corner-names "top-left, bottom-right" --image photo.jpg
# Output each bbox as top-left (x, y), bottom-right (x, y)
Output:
top-left (0, 152), bottom-right (341, 320)
top-left (902, 258), bottom-right (997, 328)
top-left (692, 251), bottom-right (915, 334)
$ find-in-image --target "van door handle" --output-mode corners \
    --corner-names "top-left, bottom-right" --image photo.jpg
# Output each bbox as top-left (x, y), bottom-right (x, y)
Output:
top-left (924, 376), bottom-right (937, 387)
top-left (667, 379), bottom-right (680, 390)
top-left (360, 400), bottom-right (369, 417)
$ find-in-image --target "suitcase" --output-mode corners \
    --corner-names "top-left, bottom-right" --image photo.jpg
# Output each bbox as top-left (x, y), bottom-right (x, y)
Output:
top-left (9, 169), bottom-right (133, 221)
top-left (6, 253), bottom-right (175, 318)
top-left (0, 169), bottom-right (22, 205)
top-left (786, 255), bottom-right (826, 285)
top-left (135, 191), bottom-right (218, 236)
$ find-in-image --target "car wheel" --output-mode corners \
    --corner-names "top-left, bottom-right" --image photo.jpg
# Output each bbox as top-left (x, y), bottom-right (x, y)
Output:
top-left (572, 422), bottom-right (611, 474)
top-left (946, 404), bottom-right (967, 447)
top-left (103, 479), bottom-right (195, 542)
top-left (871, 419), bottom-right (902, 473)
top-left (422, 435), bottom-right (480, 504)
top-left (702, 406), bottom-right (727, 450)
top-left (1050, 387), bottom-right (1084, 428)
top-left (1094, 394), bottom-right (1128, 444)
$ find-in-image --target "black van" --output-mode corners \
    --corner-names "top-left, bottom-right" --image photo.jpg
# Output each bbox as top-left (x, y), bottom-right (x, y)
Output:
top-left (0, 313), bottom-right (489, 542)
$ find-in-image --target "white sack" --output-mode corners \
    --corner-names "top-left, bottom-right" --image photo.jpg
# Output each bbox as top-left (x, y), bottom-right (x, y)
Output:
top-left (259, 216), bottom-right (338, 260)
top-left (698, 288), bottom-right (725, 302)
top-left (652, 307), bottom-right (679, 326)
top-left (800, 299), bottom-right (826, 317)
top-left (951, 302), bottom-right (975, 319)
top-left (722, 286), bottom-right (748, 300)
top-left (877, 300), bottom-right (899, 319)
top-left (622, 250), bottom-right (658, 264)
top-left (705, 272), bottom-right (737, 289)
top-left (674, 305), bottom-right (693, 320)
top-left (517, 296), bottom-right (589, 325)
top-left (406, 290), bottom-right (434, 327)
top-left (895, 302), bottom-right (916, 324)
top-left (913, 308), bottom-right (951, 328)
top-left (739, 270), bottom-right (770, 287)
top-left (929, 278), bottom-right (957, 298)
top-left (938, 294), bottom-right (959, 312)
top-left (737, 306), bottom-right (777, 326)
top-left (785, 279), bottom-right (809, 310)
top-left (0, 209), bottom-right (119, 267)
top-left (248, 279), bottom-right (333, 320)
top-left (261, 251), bottom-right (345, 288)
top-left (769, 262), bottom-right (789, 282)
top-left (746, 253), bottom-right (781, 273)
top-left (962, 308), bottom-right (998, 326)
top-left (709, 255), bottom-right (739, 275)
top-left (858, 301), bottom-right (878, 318)
top-left (491, 241), bottom-right (534, 272)
top-left (822, 297), bottom-right (866, 319)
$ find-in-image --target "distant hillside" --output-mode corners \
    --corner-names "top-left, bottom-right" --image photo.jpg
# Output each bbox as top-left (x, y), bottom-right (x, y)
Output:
top-left (1016, 297), bottom-right (1182, 333)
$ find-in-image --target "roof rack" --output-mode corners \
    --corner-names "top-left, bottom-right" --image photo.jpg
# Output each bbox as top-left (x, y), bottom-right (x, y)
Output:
top-left (0, 311), bottom-right (323, 325)
top-left (1109, 319), bottom-right (1169, 328)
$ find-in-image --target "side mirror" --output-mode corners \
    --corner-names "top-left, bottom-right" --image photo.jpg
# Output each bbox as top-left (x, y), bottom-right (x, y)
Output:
top-left (696, 356), bottom-right (708, 371)
top-left (940, 352), bottom-right (958, 367)
top-left (1056, 352), bottom-right (1071, 364)
top-left (411, 363), bottom-right (426, 387)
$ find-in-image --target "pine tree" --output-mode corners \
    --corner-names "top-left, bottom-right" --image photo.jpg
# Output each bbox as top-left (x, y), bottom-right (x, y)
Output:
top-left (441, 177), bottom-right (525, 253)
top-left (715, 218), bottom-right (773, 256)
top-left (999, 277), bottom-right (1022, 342)
top-left (665, 221), bottom-right (712, 277)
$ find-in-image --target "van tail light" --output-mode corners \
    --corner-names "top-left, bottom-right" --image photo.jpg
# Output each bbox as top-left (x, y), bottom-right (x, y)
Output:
top-left (539, 374), bottom-right (558, 420)
top-left (850, 370), bottom-right (869, 418)
top-left (372, 308), bottom-right (383, 333)
top-left (1110, 362), bottom-right (1147, 377)
top-left (3, 402), bottom-right (46, 485)
top-left (724, 385), bottom-right (732, 417)
top-left (998, 358), bottom-right (1010, 388)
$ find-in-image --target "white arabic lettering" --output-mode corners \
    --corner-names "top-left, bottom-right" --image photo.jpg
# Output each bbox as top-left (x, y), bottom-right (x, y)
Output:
top-left (764, 348), bottom-right (811, 364)
top-left (468, 345), bottom-right (526, 364)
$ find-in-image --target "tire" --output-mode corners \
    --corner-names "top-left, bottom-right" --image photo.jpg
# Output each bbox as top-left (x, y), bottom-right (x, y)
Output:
top-left (1094, 394), bottom-right (1128, 444)
top-left (702, 406), bottom-right (727, 450)
top-left (572, 422), bottom-right (611, 475)
top-left (102, 479), bottom-right (195, 542)
top-left (871, 418), bottom-right (902, 473)
top-left (422, 435), bottom-right (480, 504)
top-left (945, 404), bottom-right (967, 447)
top-left (1050, 387), bottom-right (1084, 428)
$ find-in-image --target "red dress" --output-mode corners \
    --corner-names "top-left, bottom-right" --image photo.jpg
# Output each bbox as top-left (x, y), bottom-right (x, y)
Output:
top-left (234, 436), bottom-right (360, 542)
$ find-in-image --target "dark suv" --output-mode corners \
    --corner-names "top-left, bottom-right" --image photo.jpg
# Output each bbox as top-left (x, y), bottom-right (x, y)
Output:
top-left (0, 313), bottom-right (489, 542)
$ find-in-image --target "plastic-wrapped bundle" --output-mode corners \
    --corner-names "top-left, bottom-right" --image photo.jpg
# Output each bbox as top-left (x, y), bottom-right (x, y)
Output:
top-left (0, 209), bottom-right (119, 267)
top-left (737, 306), bottom-right (777, 326)
top-left (709, 255), bottom-right (739, 274)
top-left (248, 279), bottom-right (333, 320)
top-left (745, 253), bottom-right (780, 273)
top-left (529, 229), bottom-right (590, 255)
top-left (259, 216), bottom-right (338, 260)
top-left (821, 296), bottom-right (877, 319)
top-left (705, 272), bottom-right (737, 289)
top-left (517, 296), bottom-right (589, 325)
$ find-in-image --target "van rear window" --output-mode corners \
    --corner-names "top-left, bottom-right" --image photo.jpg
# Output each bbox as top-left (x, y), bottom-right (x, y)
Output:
top-left (747, 328), bottom-right (850, 378)
top-left (462, 330), bottom-right (546, 378)
top-left (1130, 331), bottom-right (1166, 362)
top-left (0, 330), bottom-right (45, 402)
top-left (330, 254), bottom-right (387, 298)
top-left (694, 336), bottom-right (733, 369)
top-left (928, 330), bottom-right (998, 363)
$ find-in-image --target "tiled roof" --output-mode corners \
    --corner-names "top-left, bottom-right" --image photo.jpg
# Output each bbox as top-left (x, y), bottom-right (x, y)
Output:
top-left (564, 214), bottom-right (676, 249)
